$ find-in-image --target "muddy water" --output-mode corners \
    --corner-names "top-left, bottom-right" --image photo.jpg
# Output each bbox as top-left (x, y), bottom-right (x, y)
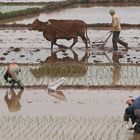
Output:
top-left (2, 6), bottom-right (140, 24)
top-left (0, 29), bottom-right (139, 64)
top-left (0, 88), bottom-right (140, 140)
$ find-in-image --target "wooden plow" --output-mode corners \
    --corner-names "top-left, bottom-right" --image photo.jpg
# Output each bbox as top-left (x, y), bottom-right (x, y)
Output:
top-left (90, 31), bottom-right (113, 48)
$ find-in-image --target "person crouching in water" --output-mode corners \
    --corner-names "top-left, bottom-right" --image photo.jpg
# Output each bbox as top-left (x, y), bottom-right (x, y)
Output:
top-left (4, 63), bottom-right (24, 89)
top-left (109, 10), bottom-right (128, 51)
top-left (124, 97), bottom-right (140, 130)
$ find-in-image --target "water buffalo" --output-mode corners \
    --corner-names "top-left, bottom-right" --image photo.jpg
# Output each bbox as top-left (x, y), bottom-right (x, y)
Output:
top-left (29, 19), bottom-right (89, 50)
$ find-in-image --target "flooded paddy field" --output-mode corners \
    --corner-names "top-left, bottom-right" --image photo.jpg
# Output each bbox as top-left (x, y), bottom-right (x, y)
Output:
top-left (0, 3), bottom-right (140, 140)
top-left (0, 27), bottom-right (140, 87)
top-left (0, 88), bottom-right (140, 140)
top-left (0, 28), bottom-right (139, 64)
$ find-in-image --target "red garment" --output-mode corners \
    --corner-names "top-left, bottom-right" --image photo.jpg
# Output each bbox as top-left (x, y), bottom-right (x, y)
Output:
top-left (7, 64), bottom-right (18, 77)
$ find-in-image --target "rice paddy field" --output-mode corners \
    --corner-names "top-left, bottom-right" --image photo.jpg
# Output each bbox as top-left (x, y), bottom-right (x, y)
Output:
top-left (0, 1), bottom-right (140, 140)
top-left (0, 88), bottom-right (140, 140)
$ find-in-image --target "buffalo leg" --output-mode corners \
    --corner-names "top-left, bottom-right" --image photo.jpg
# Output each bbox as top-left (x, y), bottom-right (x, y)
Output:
top-left (70, 37), bottom-right (78, 49)
top-left (51, 39), bottom-right (58, 50)
top-left (81, 35), bottom-right (88, 48)
top-left (51, 41), bottom-right (54, 50)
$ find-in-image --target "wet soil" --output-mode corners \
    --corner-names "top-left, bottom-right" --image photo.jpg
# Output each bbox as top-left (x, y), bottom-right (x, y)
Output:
top-left (0, 28), bottom-right (139, 64)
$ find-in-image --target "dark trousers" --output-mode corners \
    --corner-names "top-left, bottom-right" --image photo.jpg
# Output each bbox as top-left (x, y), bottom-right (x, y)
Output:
top-left (124, 108), bottom-right (140, 124)
top-left (112, 31), bottom-right (128, 50)
top-left (124, 113), bottom-right (137, 124)
top-left (10, 79), bottom-right (24, 89)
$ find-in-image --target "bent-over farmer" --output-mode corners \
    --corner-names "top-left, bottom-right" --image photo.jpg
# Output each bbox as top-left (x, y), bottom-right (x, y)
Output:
top-left (4, 63), bottom-right (24, 89)
top-left (109, 10), bottom-right (128, 51)
top-left (124, 97), bottom-right (140, 130)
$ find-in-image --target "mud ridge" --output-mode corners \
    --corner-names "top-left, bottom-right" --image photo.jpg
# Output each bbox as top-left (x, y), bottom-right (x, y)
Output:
top-left (0, 23), bottom-right (140, 30)
top-left (1, 63), bottom-right (140, 66)
top-left (1, 85), bottom-right (140, 90)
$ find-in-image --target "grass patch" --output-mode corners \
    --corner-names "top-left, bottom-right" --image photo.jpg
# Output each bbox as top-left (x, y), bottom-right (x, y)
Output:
top-left (0, 8), bottom-right (40, 20)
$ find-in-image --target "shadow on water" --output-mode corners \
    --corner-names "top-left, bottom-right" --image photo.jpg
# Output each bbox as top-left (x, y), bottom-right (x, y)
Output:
top-left (30, 48), bottom-right (88, 78)
top-left (4, 88), bottom-right (24, 112)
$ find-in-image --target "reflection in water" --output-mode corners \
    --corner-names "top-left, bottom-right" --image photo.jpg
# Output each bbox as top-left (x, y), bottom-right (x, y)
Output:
top-left (30, 48), bottom-right (88, 78)
top-left (46, 48), bottom-right (88, 63)
top-left (4, 88), bottom-right (24, 112)
top-left (129, 133), bottom-right (140, 140)
top-left (47, 77), bottom-right (66, 100)
top-left (48, 90), bottom-right (66, 101)
top-left (112, 51), bottom-right (122, 86)
top-left (112, 51), bottom-right (120, 64)
top-left (112, 51), bottom-right (124, 64)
